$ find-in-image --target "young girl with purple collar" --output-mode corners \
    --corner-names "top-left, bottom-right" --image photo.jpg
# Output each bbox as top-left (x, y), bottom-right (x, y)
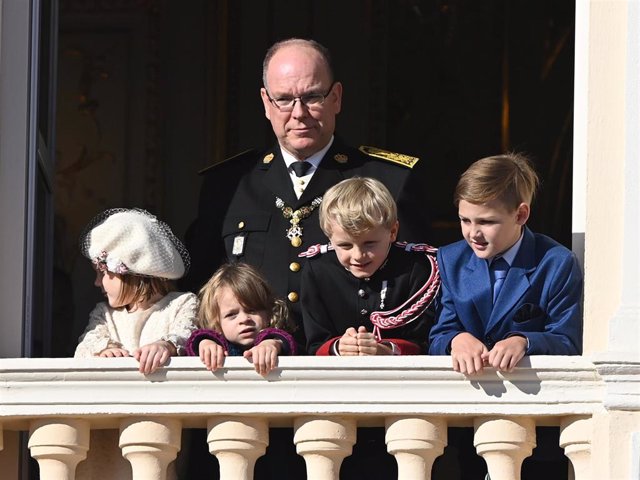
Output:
top-left (186, 262), bottom-right (296, 376)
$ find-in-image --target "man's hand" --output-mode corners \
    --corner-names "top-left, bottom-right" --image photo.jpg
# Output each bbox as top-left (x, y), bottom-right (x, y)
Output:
top-left (483, 336), bottom-right (527, 372)
top-left (450, 332), bottom-right (489, 375)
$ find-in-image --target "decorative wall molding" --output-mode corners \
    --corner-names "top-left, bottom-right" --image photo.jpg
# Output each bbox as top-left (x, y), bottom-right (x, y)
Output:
top-left (591, 352), bottom-right (640, 411)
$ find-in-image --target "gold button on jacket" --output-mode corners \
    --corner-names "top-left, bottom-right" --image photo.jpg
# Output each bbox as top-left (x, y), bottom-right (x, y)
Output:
top-left (289, 262), bottom-right (301, 272)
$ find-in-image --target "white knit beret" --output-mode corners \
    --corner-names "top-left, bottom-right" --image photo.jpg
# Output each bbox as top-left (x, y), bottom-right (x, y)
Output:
top-left (80, 208), bottom-right (190, 280)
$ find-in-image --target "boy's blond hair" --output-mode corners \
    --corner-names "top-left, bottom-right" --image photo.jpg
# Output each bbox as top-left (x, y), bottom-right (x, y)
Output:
top-left (454, 153), bottom-right (540, 211)
top-left (197, 262), bottom-right (293, 332)
top-left (320, 177), bottom-right (397, 237)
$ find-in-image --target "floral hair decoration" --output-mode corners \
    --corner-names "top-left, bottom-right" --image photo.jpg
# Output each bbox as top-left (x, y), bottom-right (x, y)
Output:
top-left (94, 250), bottom-right (130, 275)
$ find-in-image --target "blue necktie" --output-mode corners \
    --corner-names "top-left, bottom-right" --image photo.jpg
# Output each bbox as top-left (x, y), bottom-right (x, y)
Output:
top-left (490, 257), bottom-right (509, 304)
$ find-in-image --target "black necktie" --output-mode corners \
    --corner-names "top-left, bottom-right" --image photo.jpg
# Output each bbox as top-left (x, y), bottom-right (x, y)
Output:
top-left (291, 161), bottom-right (312, 177)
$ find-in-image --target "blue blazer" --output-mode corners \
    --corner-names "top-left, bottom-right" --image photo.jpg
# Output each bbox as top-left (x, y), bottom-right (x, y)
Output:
top-left (429, 227), bottom-right (583, 355)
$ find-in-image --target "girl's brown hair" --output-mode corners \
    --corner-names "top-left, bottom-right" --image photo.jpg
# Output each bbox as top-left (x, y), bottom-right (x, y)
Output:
top-left (118, 275), bottom-right (175, 307)
top-left (197, 263), bottom-right (294, 332)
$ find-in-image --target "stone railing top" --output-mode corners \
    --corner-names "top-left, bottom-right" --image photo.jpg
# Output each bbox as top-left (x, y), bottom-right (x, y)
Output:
top-left (1, 355), bottom-right (628, 430)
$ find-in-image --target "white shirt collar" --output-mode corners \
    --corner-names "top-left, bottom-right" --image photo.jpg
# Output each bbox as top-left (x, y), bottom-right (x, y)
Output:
top-left (281, 135), bottom-right (334, 174)
top-left (281, 137), bottom-right (334, 198)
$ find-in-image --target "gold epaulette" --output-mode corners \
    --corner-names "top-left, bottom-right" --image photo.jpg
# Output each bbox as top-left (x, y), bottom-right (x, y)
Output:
top-left (198, 149), bottom-right (256, 175)
top-left (359, 145), bottom-right (419, 169)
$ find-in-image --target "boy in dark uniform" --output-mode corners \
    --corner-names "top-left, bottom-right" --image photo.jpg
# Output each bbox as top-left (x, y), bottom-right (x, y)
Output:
top-left (183, 39), bottom-right (430, 351)
top-left (297, 176), bottom-right (439, 479)
top-left (301, 177), bottom-right (440, 356)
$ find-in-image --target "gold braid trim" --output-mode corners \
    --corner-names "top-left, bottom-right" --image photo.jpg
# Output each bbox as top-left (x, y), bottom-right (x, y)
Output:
top-left (359, 145), bottom-right (419, 168)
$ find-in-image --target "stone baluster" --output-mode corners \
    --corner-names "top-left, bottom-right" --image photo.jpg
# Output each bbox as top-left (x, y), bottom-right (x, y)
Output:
top-left (28, 419), bottom-right (90, 480)
top-left (560, 416), bottom-right (592, 480)
top-left (474, 417), bottom-right (536, 480)
top-left (119, 417), bottom-right (181, 480)
top-left (385, 416), bottom-right (447, 479)
top-left (207, 417), bottom-right (268, 480)
top-left (294, 416), bottom-right (356, 480)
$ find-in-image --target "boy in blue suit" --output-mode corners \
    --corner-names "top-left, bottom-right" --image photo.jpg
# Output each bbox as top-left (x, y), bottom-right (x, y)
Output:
top-left (429, 153), bottom-right (582, 374)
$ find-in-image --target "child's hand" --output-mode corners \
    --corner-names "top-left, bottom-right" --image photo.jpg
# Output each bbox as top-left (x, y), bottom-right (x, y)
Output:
top-left (198, 339), bottom-right (227, 371)
top-left (133, 341), bottom-right (175, 375)
top-left (356, 326), bottom-right (391, 356)
top-left (450, 332), bottom-right (489, 375)
top-left (338, 327), bottom-right (390, 356)
top-left (98, 347), bottom-right (131, 358)
top-left (483, 336), bottom-right (527, 372)
top-left (354, 326), bottom-right (378, 355)
top-left (338, 327), bottom-right (360, 356)
top-left (244, 339), bottom-right (282, 377)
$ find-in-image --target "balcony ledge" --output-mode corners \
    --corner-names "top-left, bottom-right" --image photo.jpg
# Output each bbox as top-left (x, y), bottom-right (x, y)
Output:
top-left (2, 355), bottom-right (631, 431)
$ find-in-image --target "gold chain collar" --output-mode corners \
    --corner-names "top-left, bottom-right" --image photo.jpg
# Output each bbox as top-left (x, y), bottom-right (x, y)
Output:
top-left (275, 196), bottom-right (322, 247)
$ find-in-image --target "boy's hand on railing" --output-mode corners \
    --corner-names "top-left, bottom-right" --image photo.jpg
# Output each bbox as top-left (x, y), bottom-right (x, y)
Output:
top-left (338, 327), bottom-right (382, 356)
top-left (450, 332), bottom-right (488, 375)
top-left (483, 336), bottom-right (527, 373)
top-left (338, 327), bottom-right (360, 356)
top-left (355, 327), bottom-right (381, 356)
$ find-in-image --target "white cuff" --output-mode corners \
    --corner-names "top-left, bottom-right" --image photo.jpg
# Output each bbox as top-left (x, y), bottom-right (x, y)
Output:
top-left (381, 341), bottom-right (400, 355)
top-left (331, 339), bottom-right (341, 356)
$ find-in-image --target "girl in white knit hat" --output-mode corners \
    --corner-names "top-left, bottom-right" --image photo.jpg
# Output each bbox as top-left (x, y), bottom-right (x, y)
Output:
top-left (74, 208), bottom-right (198, 374)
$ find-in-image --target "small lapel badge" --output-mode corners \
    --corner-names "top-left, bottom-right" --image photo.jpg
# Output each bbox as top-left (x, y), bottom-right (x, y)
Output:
top-left (232, 235), bottom-right (245, 256)
top-left (263, 153), bottom-right (274, 164)
top-left (334, 153), bottom-right (348, 164)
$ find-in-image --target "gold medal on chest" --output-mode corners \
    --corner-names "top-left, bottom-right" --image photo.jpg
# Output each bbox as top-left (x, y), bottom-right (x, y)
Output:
top-left (275, 196), bottom-right (322, 248)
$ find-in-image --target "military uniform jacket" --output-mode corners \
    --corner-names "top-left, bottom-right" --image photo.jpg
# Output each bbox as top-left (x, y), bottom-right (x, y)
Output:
top-left (301, 244), bottom-right (437, 355)
top-left (184, 137), bottom-right (429, 349)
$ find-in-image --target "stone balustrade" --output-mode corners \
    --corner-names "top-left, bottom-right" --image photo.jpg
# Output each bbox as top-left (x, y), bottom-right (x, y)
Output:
top-left (1, 355), bottom-right (638, 479)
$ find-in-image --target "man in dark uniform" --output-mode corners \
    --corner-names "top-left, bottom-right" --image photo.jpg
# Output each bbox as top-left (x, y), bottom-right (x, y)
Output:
top-left (184, 38), bottom-right (430, 350)
top-left (182, 38), bottom-right (431, 480)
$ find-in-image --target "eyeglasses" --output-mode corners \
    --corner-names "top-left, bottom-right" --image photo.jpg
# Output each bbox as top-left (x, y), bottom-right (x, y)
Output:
top-left (265, 81), bottom-right (336, 112)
